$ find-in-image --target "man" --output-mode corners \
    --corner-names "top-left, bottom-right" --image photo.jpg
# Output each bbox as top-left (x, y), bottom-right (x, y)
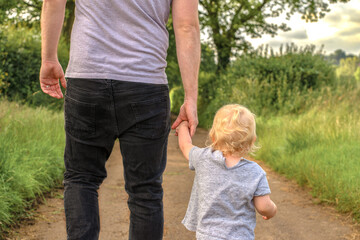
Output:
top-left (39, 0), bottom-right (200, 239)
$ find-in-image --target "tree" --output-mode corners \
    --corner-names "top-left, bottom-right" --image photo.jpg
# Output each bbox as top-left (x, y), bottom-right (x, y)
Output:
top-left (2, 0), bottom-right (350, 74)
top-left (199, 0), bottom-right (350, 72)
top-left (328, 49), bottom-right (347, 65)
top-left (0, 0), bottom-right (42, 26)
top-left (0, 0), bottom-right (75, 43)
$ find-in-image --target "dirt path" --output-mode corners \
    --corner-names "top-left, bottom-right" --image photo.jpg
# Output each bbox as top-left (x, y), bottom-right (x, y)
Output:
top-left (9, 129), bottom-right (360, 240)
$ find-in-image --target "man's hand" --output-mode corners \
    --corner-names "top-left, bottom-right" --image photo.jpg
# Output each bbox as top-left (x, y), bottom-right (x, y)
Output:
top-left (40, 60), bottom-right (66, 99)
top-left (40, 0), bottom-right (67, 99)
top-left (171, 100), bottom-right (198, 137)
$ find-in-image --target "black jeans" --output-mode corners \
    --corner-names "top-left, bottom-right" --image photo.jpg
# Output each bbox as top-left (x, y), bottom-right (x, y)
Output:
top-left (63, 78), bottom-right (170, 240)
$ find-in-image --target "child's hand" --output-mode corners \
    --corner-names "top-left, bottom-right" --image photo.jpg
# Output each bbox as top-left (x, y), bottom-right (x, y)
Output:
top-left (175, 121), bottom-right (189, 136)
top-left (176, 120), bottom-right (194, 161)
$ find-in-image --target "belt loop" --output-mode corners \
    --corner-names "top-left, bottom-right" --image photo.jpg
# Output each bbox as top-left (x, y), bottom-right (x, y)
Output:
top-left (105, 79), bottom-right (111, 94)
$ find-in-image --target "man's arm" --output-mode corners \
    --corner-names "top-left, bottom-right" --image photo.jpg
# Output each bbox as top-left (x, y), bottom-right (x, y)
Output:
top-left (176, 121), bottom-right (195, 161)
top-left (39, 0), bottom-right (67, 99)
top-left (171, 0), bottom-right (200, 137)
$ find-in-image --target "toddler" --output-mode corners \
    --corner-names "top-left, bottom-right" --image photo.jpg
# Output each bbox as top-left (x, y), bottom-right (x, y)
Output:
top-left (176, 104), bottom-right (277, 240)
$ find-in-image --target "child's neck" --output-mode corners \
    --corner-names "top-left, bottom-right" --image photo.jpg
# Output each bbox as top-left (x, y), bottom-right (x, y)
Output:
top-left (223, 154), bottom-right (245, 168)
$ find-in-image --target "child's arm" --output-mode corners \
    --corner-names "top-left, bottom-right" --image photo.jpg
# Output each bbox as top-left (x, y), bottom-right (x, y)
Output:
top-left (176, 121), bottom-right (195, 161)
top-left (253, 195), bottom-right (277, 220)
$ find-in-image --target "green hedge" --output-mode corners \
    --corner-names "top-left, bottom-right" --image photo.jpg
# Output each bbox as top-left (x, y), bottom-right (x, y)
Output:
top-left (198, 46), bottom-right (337, 127)
top-left (0, 25), bottom-right (69, 110)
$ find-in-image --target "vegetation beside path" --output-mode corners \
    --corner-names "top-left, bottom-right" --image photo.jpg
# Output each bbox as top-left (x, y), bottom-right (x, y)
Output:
top-left (256, 88), bottom-right (360, 222)
top-left (0, 101), bottom-right (64, 235)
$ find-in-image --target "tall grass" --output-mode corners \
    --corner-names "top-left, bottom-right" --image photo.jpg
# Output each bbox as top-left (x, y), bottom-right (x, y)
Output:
top-left (0, 101), bottom-right (65, 234)
top-left (255, 88), bottom-right (360, 221)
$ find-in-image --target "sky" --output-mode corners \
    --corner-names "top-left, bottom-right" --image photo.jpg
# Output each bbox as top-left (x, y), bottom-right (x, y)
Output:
top-left (247, 0), bottom-right (360, 55)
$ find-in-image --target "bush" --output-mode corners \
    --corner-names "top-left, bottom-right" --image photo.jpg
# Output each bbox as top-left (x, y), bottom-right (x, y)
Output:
top-left (197, 45), bottom-right (337, 127)
top-left (335, 57), bottom-right (360, 88)
top-left (355, 67), bottom-right (360, 82)
top-left (168, 42), bottom-right (217, 116)
top-left (169, 86), bottom-right (184, 114)
top-left (0, 26), bottom-right (42, 99)
top-left (0, 25), bottom-right (69, 110)
top-left (336, 57), bottom-right (359, 79)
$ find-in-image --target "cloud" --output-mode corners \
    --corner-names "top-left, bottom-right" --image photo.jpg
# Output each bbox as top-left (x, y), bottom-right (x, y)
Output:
top-left (280, 29), bottom-right (308, 40)
top-left (338, 26), bottom-right (360, 37)
top-left (341, 8), bottom-right (360, 22)
top-left (248, 1), bottom-right (360, 54)
top-left (349, 12), bottom-right (360, 23)
top-left (324, 7), bottom-right (360, 26)
top-left (317, 36), bottom-right (360, 54)
top-left (267, 40), bottom-right (283, 48)
top-left (325, 13), bottom-right (341, 24)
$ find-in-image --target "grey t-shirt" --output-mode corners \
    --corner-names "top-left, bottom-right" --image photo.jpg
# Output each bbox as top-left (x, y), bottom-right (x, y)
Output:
top-left (182, 147), bottom-right (271, 240)
top-left (65, 0), bottom-right (172, 84)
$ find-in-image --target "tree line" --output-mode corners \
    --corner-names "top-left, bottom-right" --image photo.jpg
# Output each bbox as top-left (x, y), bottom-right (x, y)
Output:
top-left (1, 0), bottom-right (358, 113)
top-left (0, 0), bottom-right (351, 72)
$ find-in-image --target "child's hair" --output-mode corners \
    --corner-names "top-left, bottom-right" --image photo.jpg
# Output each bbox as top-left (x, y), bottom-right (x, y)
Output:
top-left (208, 104), bottom-right (258, 157)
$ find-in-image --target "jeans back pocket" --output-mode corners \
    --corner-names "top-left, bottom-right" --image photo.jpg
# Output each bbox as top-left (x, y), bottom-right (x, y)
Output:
top-left (131, 95), bottom-right (170, 139)
top-left (65, 96), bottom-right (96, 139)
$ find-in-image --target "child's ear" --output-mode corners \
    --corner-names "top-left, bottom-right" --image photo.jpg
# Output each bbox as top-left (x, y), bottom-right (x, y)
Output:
top-left (252, 136), bottom-right (257, 144)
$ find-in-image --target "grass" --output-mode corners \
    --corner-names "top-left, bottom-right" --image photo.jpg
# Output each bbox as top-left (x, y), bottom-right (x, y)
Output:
top-left (255, 88), bottom-right (360, 222)
top-left (0, 100), bottom-right (65, 234)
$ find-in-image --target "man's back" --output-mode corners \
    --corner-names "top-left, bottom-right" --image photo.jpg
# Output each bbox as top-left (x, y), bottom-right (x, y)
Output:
top-left (65, 0), bottom-right (172, 84)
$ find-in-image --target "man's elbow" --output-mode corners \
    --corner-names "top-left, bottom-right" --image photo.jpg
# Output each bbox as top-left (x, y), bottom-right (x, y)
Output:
top-left (174, 22), bottom-right (199, 35)
top-left (43, 0), bottom-right (67, 4)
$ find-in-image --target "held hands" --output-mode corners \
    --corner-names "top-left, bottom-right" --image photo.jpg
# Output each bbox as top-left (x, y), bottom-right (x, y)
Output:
top-left (175, 120), bottom-right (194, 161)
top-left (175, 121), bottom-right (190, 136)
top-left (39, 60), bottom-right (67, 99)
top-left (171, 99), bottom-right (198, 137)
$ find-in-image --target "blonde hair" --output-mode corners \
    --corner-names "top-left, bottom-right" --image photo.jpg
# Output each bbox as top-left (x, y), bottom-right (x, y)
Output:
top-left (208, 104), bottom-right (258, 157)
